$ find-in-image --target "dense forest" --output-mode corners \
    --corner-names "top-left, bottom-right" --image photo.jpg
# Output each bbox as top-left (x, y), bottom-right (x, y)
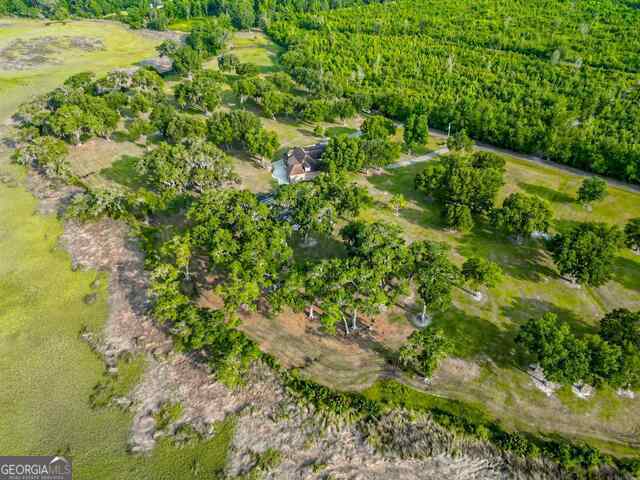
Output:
top-left (0, 0), bottom-right (385, 29)
top-left (267, 0), bottom-right (640, 183)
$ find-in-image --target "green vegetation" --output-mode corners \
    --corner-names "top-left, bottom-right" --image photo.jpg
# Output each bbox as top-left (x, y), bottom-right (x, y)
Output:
top-left (398, 327), bottom-right (452, 377)
top-left (414, 151), bottom-right (505, 230)
top-left (154, 402), bottom-right (184, 431)
top-left (89, 354), bottom-right (147, 409)
top-left (0, 179), bottom-right (234, 479)
top-left (549, 222), bottom-right (625, 286)
top-left (3, 12), bottom-right (640, 479)
top-left (269, 0), bottom-right (640, 183)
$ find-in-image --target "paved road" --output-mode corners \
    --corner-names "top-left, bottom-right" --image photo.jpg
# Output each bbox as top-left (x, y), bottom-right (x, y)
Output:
top-left (387, 147), bottom-right (449, 169)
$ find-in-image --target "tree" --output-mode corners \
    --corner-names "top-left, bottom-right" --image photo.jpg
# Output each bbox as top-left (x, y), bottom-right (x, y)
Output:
top-left (157, 40), bottom-right (179, 58)
top-left (186, 19), bottom-right (228, 56)
top-left (13, 135), bottom-right (69, 179)
top-left (599, 309), bottom-right (640, 349)
top-left (461, 257), bottom-right (502, 295)
top-left (548, 222), bottom-right (624, 286)
top-left (63, 71), bottom-right (95, 90)
top-left (491, 193), bottom-right (553, 241)
top-left (236, 62), bottom-right (259, 76)
top-left (321, 135), bottom-right (366, 172)
top-left (471, 151), bottom-right (506, 172)
top-left (404, 113), bottom-right (429, 151)
top-left (389, 193), bottom-right (407, 216)
top-left (447, 129), bottom-right (474, 151)
top-left (361, 115), bottom-right (396, 140)
top-left (164, 115), bottom-right (207, 145)
top-left (340, 221), bottom-right (411, 330)
top-left (577, 177), bottom-right (607, 205)
top-left (415, 154), bottom-right (504, 224)
top-left (174, 72), bottom-right (222, 114)
top-left (360, 137), bottom-right (402, 168)
top-left (137, 141), bottom-right (238, 195)
top-left (218, 53), bottom-right (240, 72)
top-left (516, 313), bottom-right (590, 385)
top-left (227, 0), bottom-right (255, 29)
top-left (624, 218), bottom-right (640, 253)
top-left (46, 104), bottom-right (85, 144)
top-left (270, 72), bottom-right (296, 92)
top-left (408, 241), bottom-right (460, 323)
top-left (443, 202), bottom-right (474, 232)
top-left (398, 326), bottom-right (452, 377)
top-left (161, 233), bottom-right (193, 279)
top-left (233, 78), bottom-right (257, 104)
top-left (186, 189), bottom-right (293, 313)
top-left (245, 127), bottom-right (279, 166)
top-left (273, 171), bottom-right (367, 243)
top-left (170, 46), bottom-right (202, 77)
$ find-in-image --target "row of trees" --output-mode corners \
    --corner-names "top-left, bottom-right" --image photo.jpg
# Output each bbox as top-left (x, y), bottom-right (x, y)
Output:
top-left (518, 309), bottom-right (640, 389)
top-left (231, 69), bottom-right (358, 123)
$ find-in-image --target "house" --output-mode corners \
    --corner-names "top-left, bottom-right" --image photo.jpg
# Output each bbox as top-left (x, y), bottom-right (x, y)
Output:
top-left (285, 143), bottom-right (326, 183)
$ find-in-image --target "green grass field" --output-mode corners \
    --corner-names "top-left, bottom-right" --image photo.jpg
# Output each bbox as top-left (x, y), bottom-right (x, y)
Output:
top-left (0, 18), bottom-right (234, 479)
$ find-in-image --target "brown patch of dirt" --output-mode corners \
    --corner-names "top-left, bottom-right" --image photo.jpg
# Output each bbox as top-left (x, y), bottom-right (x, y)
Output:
top-left (0, 36), bottom-right (104, 71)
top-left (432, 357), bottom-right (481, 384)
top-left (200, 288), bottom-right (414, 391)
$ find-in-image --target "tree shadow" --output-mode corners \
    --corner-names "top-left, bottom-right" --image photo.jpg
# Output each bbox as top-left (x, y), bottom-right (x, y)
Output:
top-left (553, 218), bottom-right (584, 234)
top-left (291, 232), bottom-right (347, 264)
top-left (325, 126), bottom-right (357, 137)
top-left (500, 297), bottom-right (597, 336)
top-left (432, 306), bottom-right (515, 367)
top-left (456, 226), bottom-right (557, 282)
top-left (518, 182), bottom-right (574, 204)
top-left (611, 254), bottom-right (640, 292)
top-left (99, 155), bottom-right (144, 190)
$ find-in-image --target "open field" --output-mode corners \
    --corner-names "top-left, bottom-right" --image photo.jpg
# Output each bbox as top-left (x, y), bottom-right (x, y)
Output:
top-left (0, 19), bottom-right (233, 479)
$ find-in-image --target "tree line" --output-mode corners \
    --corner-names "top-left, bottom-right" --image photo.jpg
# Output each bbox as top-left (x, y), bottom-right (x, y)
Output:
top-left (267, 0), bottom-right (640, 184)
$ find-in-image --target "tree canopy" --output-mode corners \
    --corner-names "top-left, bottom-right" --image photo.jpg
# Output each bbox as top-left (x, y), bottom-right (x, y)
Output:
top-left (548, 222), bottom-right (624, 286)
top-left (491, 193), bottom-right (553, 240)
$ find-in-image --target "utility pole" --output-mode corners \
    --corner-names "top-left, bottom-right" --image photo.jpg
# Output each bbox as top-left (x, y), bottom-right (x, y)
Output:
top-left (447, 122), bottom-right (452, 138)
